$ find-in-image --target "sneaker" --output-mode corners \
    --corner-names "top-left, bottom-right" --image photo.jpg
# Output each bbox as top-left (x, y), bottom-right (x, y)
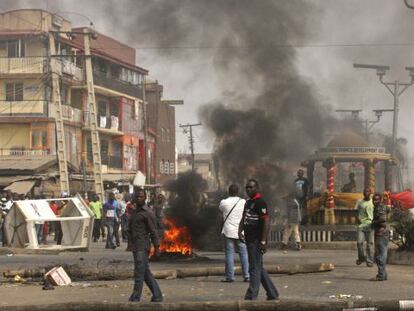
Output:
top-left (151, 297), bottom-right (163, 302)
top-left (366, 262), bottom-right (374, 267)
top-left (295, 243), bottom-right (302, 251)
top-left (243, 277), bottom-right (250, 282)
top-left (220, 279), bottom-right (234, 283)
top-left (356, 259), bottom-right (363, 265)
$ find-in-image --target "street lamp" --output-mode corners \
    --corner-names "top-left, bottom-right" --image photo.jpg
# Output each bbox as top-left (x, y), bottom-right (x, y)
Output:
top-left (353, 63), bottom-right (414, 158)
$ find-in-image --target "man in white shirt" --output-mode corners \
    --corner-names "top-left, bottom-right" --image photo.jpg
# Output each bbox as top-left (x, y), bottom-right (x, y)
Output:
top-left (219, 184), bottom-right (249, 282)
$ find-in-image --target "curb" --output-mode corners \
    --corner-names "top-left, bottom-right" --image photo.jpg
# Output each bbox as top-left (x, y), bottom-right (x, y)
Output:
top-left (0, 299), bottom-right (409, 311)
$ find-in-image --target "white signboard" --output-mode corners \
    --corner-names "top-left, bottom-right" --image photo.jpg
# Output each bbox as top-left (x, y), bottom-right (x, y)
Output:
top-left (17, 200), bottom-right (56, 220)
top-left (72, 197), bottom-right (90, 217)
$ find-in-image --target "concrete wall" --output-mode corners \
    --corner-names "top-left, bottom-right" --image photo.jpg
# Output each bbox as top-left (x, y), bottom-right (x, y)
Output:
top-left (0, 10), bottom-right (71, 32)
top-left (0, 123), bottom-right (30, 149)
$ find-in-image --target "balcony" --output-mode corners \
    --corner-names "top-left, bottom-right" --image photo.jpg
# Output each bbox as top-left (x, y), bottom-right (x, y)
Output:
top-left (0, 100), bottom-right (47, 116)
top-left (48, 103), bottom-right (83, 123)
top-left (83, 112), bottom-right (123, 136)
top-left (59, 59), bottom-right (83, 82)
top-left (0, 148), bottom-right (50, 156)
top-left (93, 70), bottom-right (142, 98)
top-left (0, 57), bottom-right (47, 75)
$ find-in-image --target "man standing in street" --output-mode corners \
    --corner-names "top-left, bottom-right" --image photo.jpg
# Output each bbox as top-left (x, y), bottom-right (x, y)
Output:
top-left (219, 184), bottom-right (249, 283)
top-left (103, 192), bottom-right (118, 249)
top-left (89, 194), bottom-right (103, 242)
top-left (294, 169), bottom-right (308, 224)
top-left (371, 193), bottom-right (391, 281)
top-left (281, 193), bottom-right (302, 251)
top-left (128, 188), bottom-right (163, 302)
top-left (239, 179), bottom-right (279, 301)
top-left (356, 187), bottom-right (374, 267)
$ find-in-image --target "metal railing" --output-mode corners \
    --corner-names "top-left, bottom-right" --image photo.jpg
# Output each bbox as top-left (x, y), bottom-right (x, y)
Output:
top-left (0, 100), bottom-right (47, 116)
top-left (0, 148), bottom-right (50, 156)
top-left (0, 57), bottom-right (47, 74)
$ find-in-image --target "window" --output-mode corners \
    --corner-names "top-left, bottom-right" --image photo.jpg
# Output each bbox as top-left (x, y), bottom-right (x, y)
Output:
top-left (166, 129), bottom-right (171, 143)
top-left (7, 40), bottom-right (25, 58)
top-left (100, 140), bottom-right (109, 165)
top-left (164, 161), bottom-right (170, 174)
top-left (31, 128), bottom-right (47, 149)
top-left (170, 162), bottom-right (175, 174)
top-left (6, 83), bottom-right (23, 101)
top-left (161, 128), bottom-right (165, 142)
top-left (159, 161), bottom-right (164, 174)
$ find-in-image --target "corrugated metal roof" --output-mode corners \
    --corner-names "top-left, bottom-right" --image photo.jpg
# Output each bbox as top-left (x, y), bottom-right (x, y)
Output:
top-left (0, 156), bottom-right (56, 172)
top-left (4, 180), bottom-right (36, 194)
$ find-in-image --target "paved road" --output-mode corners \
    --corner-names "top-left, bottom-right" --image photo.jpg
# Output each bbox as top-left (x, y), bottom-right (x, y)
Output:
top-left (0, 242), bottom-right (413, 308)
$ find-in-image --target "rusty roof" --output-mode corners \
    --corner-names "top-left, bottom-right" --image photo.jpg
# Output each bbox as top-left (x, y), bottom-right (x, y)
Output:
top-left (0, 156), bottom-right (56, 173)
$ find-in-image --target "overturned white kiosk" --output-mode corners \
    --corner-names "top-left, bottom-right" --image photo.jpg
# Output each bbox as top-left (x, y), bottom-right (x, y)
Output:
top-left (4, 195), bottom-right (94, 250)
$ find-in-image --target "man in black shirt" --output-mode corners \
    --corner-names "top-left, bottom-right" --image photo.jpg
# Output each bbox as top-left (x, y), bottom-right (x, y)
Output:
top-left (294, 169), bottom-right (309, 224)
top-left (128, 189), bottom-right (163, 302)
top-left (239, 179), bottom-right (279, 301)
top-left (371, 193), bottom-right (390, 281)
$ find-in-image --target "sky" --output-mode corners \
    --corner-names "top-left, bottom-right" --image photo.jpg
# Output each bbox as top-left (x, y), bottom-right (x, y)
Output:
top-left (2, 0), bottom-right (414, 158)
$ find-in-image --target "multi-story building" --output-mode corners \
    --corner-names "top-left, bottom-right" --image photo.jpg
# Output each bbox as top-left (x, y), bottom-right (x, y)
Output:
top-left (0, 9), bottom-right (172, 197)
top-left (146, 80), bottom-right (177, 184)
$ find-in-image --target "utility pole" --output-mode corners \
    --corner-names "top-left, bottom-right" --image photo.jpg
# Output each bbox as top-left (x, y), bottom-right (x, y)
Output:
top-left (179, 123), bottom-right (202, 171)
top-left (353, 64), bottom-right (414, 191)
top-left (48, 32), bottom-right (70, 195)
top-left (142, 76), bottom-right (150, 184)
top-left (335, 108), bottom-right (392, 141)
top-left (353, 64), bottom-right (414, 158)
top-left (83, 29), bottom-right (104, 201)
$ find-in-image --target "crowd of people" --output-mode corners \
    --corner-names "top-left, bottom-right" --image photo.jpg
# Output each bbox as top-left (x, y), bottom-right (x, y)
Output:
top-left (1, 169), bottom-right (394, 303)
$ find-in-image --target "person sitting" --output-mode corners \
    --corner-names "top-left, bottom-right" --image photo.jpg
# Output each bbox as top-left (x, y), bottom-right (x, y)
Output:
top-left (342, 172), bottom-right (356, 193)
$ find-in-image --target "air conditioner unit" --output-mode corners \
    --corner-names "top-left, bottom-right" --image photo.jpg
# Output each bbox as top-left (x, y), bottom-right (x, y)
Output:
top-left (52, 15), bottom-right (63, 28)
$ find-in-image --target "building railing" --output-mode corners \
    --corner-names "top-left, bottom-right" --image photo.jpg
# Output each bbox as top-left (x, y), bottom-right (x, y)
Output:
top-left (93, 70), bottom-right (142, 98)
top-left (59, 59), bottom-right (83, 81)
top-left (0, 57), bottom-right (47, 75)
top-left (0, 100), bottom-right (47, 116)
top-left (48, 103), bottom-right (82, 123)
top-left (0, 148), bottom-right (50, 156)
top-left (84, 112), bottom-right (121, 131)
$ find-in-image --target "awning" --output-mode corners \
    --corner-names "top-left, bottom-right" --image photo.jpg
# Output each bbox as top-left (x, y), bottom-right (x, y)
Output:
top-left (4, 180), bottom-right (36, 195)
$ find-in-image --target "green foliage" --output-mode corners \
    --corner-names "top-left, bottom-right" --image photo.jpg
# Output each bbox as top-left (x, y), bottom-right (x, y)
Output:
top-left (392, 204), bottom-right (414, 251)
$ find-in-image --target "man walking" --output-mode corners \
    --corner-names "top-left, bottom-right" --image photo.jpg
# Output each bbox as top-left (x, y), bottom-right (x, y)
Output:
top-left (371, 193), bottom-right (390, 281)
top-left (281, 194), bottom-right (302, 250)
top-left (356, 187), bottom-right (374, 267)
top-left (89, 194), bottom-right (103, 242)
top-left (239, 179), bottom-right (279, 301)
top-left (103, 192), bottom-right (119, 249)
top-left (128, 188), bottom-right (163, 302)
top-left (219, 184), bottom-right (249, 283)
top-left (294, 169), bottom-right (308, 224)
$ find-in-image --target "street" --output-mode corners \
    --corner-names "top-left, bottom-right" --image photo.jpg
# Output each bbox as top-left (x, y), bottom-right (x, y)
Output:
top-left (0, 243), bottom-right (413, 309)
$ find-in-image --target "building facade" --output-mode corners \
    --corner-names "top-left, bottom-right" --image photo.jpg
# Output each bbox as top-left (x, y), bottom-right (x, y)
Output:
top-left (0, 9), bottom-right (174, 196)
top-left (146, 80), bottom-right (176, 184)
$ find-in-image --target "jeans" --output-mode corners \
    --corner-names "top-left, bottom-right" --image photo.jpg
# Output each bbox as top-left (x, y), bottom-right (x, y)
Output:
top-left (93, 219), bottom-right (101, 241)
top-left (113, 219), bottom-right (120, 246)
top-left (35, 224), bottom-right (43, 244)
top-left (224, 237), bottom-right (249, 280)
top-left (245, 240), bottom-right (279, 300)
top-left (130, 250), bottom-right (163, 302)
top-left (375, 233), bottom-right (389, 280)
top-left (105, 219), bottom-right (115, 249)
top-left (121, 214), bottom-right (129, 241)
top-left (357, 228), bottom-right (374, 264)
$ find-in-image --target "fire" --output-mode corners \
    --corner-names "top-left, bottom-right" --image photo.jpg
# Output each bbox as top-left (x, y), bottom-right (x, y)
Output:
top-left (156, 217), bottom-right (193, 255)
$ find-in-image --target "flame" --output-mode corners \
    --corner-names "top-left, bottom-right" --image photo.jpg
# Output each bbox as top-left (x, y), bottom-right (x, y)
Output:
top-left (154, 217), bottom-right (193, 255)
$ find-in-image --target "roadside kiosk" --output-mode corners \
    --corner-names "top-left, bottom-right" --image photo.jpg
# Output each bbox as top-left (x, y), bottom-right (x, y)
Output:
top-left (3, 194), bottom-right (94, 250)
